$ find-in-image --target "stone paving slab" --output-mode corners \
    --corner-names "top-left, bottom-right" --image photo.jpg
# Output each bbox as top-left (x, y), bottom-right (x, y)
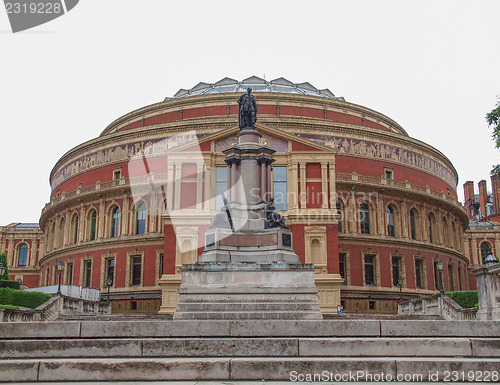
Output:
top-left (298, 337), bottom-right (473, 357)
top-left (80, 320), bottom-right (231, 338)
top-left (229, 320), bottom-right (381, 337)
top-left (380, 320), bottom-right (500, 337)
top-left (142, 338), bottom-right (298, 357)
top-left (0, 321), bottom-right (81, 339)
top-left (36, 358), bottom-right (230, 381)
top-left (471, 338), bottom-right (500, 357)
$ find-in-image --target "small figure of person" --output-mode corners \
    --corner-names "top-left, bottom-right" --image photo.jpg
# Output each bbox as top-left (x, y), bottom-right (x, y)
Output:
top-left (237, 88), bottom-right (257, 129)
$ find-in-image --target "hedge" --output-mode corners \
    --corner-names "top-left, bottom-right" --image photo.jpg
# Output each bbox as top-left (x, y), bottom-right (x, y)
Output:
top-left (446, 290), bottom-right (478, 309)
top-left (0, 288), bottom-right (52, 309)
top-left (0, 280), bottom-right (21, 289)
top-left (0, 304), bottom-right (20, 310)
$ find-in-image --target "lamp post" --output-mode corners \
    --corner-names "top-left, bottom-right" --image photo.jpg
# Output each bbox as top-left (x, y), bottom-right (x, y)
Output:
top-left (56, 259), bottom-right (64, 295)
top-left (436, 257), bottom-right (444, 295)
top-left (398, 276), bottom-right (404, 303)
top-left (0, 261), bottom-right (5, 280)
top-left (106, 277), bottom-right (113, 304)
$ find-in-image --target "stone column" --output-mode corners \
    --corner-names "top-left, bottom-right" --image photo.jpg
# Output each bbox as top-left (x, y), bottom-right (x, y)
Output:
top-left (122, 193), bottom-right (129, 236)
top-left (260, 160), bottom-right (266, 201)
top-left (329, 161), bottom-right (336, 208)
top-left (226, 161), bottom-right (232, 202)
top-left (321, 162), bottom-right (328, 209)
top-left (204, 164), bottom-right (213, 211)
top-left (267, 162), bottom-right (272, 202)
top-left (166, 164), bottom-right (174, 211)
top-left (98, 198), bottom-right (105, 239)
top-left (231, 161), bottom-right (238, 203)
top-left (299, 163), bottom-right (307, 209)
top-left (289, 163), bottom-right (298, 210)
top-left (401, 200), bottom-right (408, 239)
top-left (196, 163), bottom-right (203, 210)
top-left (174, 163), bottom-right (182, 211)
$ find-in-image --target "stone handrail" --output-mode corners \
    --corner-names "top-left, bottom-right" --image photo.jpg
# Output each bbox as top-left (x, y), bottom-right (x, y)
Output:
top-left (398, 294), bottom-right (477, 320)
top-left (0, 294), bottom-right (111, 322)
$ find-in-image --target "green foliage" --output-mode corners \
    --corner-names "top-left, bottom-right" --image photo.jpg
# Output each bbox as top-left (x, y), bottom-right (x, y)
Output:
top-left (0, 288), bottom-right (52, 309)
top-left (446, 290), bottom-right (478, 309)
top-left (486, 99), bottom-right (500, 149)
top-left (0, 252), bottom-right (9, 280)
top-left (491, 164), bottom-right (500, 176)
top-left (0, 304), bottom-right (20, 310)
top-left (0, 280), bottom-right (21, 289)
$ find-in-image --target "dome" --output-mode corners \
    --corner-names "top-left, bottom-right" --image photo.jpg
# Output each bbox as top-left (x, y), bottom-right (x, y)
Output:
top-left (167, 76), bottom-right (345, 101)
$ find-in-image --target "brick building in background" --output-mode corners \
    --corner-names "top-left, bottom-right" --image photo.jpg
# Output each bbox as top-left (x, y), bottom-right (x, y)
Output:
top-left (463, 175), bottom-right (500, 268)
top-left (1, 76), bottom-right (473, 314)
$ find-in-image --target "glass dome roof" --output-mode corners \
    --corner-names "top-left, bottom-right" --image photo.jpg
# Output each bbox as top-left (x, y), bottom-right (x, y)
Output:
top-left (166, 76), bottom-right (345, 101)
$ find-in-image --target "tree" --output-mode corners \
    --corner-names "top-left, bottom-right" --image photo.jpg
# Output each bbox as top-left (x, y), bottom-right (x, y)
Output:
top-left (0, 253), bottom-right (9, 280)
top-left (486, 99), bottom-right (500, 175)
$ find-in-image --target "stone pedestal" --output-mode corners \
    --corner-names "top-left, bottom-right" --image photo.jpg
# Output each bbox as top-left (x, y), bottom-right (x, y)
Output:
top-left (472, 263), bottom-right (500, 321)
top-left (171, 127), bottom-right (323, 320)
top-left (173, 262), bottom-right (322, 320)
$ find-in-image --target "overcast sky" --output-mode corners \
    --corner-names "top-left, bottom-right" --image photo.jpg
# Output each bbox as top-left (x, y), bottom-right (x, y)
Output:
top-left (1, 0), bottom-right (499, 225)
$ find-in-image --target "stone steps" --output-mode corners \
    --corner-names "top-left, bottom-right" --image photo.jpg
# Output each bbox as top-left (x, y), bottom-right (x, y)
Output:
top-left (1, 319), bottom-right (499, 382)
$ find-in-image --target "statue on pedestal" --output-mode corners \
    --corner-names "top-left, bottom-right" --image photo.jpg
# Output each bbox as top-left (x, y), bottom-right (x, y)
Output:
top-left (237, 88), bottom-right (257, 129)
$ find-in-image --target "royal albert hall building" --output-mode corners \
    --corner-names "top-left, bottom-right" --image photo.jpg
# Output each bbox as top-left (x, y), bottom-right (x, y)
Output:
top-left (34, 76), bottom-right (471, 314)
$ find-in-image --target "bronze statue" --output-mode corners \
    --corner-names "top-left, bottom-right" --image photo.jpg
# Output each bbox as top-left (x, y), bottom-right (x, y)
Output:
top-left (237, 88), bottom-right (257, 129)
top-left (265, 198), bottom-right (288, 229)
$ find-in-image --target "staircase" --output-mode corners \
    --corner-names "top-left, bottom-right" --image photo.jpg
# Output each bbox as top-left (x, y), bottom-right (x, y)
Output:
top-left (1, 318), bottom-right (499, 382)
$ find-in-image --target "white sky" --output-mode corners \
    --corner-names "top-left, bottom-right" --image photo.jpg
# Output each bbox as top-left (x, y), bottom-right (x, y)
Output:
top-left (0, 0), bottom-right (499, 225)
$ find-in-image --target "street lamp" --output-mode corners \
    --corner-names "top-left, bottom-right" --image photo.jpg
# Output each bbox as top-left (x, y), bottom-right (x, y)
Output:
top-left (106, 277), bottom-right (113, 304)
top-left (0, 261), bottom-right (5, 280)
top-left (436, 257), bottom-right (444, 295)
top-left (398, 276), bottom-right (404, 303)
top-left (56, 259), bottom-right (64, 295)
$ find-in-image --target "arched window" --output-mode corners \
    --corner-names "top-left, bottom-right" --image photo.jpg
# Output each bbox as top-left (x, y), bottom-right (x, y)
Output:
top-left (442, 217), bottom-right (449, 246)
top-left (360, 202), bottom-right (370, 234)
top-left (58, 218), bottom-right (65, 248)
top-left (480, 242), bottom-right (492, 263)
top-left (71, 214), bottom-right (79, 244)
top-left (409, 209), bottom-right (418, 240)
top-left (387, 206), bottom-right (395, 237)
top-left (136, 203), bottom-right (146, 235)
top-left (428, 213), bottom-right (435, 244)
top-left (336, 200), bottom-right (344, 233)
top-left (110, 206), bottom-right (120, 238)
top-left (89, 209), bottom-right (97, 241)
top-left (18, 244), bottom-right (28, 267)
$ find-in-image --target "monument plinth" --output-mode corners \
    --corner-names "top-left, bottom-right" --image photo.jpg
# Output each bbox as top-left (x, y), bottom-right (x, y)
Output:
top-left (173, 91), bottom-right (322, 320)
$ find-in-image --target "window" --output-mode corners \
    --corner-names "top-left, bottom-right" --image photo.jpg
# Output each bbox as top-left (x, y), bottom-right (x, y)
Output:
top-left (136, 203), bottom-right (146, 235)
top-left (113, 169), bottom-right (121, 185)
top-left (131, 257), bottom-right (142, 286)
top-left (110, 206), bottom-right (120, 238)
top-left (433, 261), bottom-right (440, 291)
top-left (369, 300), bottom-right (376, 310)
top-left (71, 215), bottom-right (79, 244)
top-left (339, 252), bottom-right (345, 280)
top-left (428, 213), bottom-right (435, 244)
top-left (410, 209), bottom-right (417, 240)
top-left (159, 252), bottom-right (164, 279)
top-left (89, 210), bottom-right (97, 241)
top-left (336, 200), bottom-right (344, 233)
top-left (273, 166), bottom-right (287, 211)
top-left (415, 259), bottom-right (423, 289)
top-left (67, 263), bottom-right (73, 285)
top-left (215, 167), bottom-right (227, 211)
top-left (480, 242), bottom-right (492, 263)
top-left (387, 206), bottom-right (395, 237)
top-left (448, 265), bottom-right (454, 291)
top-left (106, 258), bottom-right (115, 286)
top-left (385, 168), bottom-right (393, 179)
top-left (360, 203), bottom-right (370, 234)
top-left (18, 244), bottom-right (28, 267)
top-left (364, 254), bottom-right (375, 285)
top-left (84, 260), bottom-right (92, 287)
top-left (392, 257), bottom-right (401, 286)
